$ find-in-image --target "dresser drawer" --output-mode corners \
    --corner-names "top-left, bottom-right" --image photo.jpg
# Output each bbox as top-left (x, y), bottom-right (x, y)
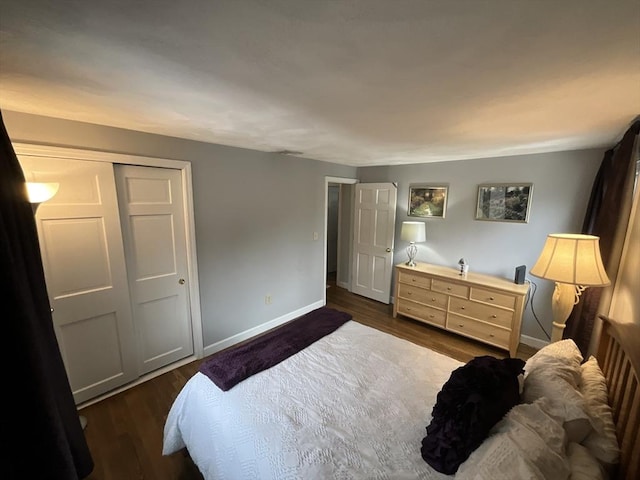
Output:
top-left (397, 284), bottom-right (447, 309)
top-left (447, 314), bottom-right (510, 348)
top-left (470, 287), bottom-right (516, 310)
top-left (397, 300), bottom-right (446, 328)
top-left (431, 278), bottom-right (469, 298)
top-left (449, 297), bottom-right (514, 329)
top-left (398, 270), bottom-right (432, 289)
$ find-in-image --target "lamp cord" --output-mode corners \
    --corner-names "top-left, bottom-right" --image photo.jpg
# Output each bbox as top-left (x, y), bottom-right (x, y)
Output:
top-left (524, 278), bottom-right (551, 340)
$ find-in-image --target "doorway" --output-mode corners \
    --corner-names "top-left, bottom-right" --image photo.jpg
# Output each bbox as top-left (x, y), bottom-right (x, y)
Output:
top-left (323, 176), bottom-right (358, 305)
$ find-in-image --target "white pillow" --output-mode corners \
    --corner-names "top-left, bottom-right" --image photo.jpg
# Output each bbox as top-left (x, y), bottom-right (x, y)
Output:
top-left (526, 339), bottom-right (583, 364)
top-left (456, 398), bottom-right (570, 480)
top-left (525, 339), bottom-right (583, 387)
top-left (522, 366), bottom-right (593, 443)
top-left (526, 353), bottom-right (582, 388)
top-left (579, 356), bottom-right (620, 467)
top-left (567, 442), bottom-right (605, 480)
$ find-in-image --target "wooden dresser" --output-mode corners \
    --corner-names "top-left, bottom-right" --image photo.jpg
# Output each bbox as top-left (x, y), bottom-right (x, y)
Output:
top-left (393, 263), bottom-right (529, 357)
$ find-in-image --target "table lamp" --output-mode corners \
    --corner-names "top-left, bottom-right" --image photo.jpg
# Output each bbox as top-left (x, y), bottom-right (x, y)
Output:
top-left (400, 221), bottom-right (426, 267)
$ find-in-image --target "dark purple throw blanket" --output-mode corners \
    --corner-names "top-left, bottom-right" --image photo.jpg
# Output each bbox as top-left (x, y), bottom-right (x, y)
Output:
top-left (199, 307), bottom-right (352, 391)
top-left (421, 356), bottom-right (525, 474)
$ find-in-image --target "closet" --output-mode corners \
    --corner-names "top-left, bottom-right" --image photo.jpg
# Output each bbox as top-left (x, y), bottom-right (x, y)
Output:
top-left (18, 150), bottom-right (198, 404)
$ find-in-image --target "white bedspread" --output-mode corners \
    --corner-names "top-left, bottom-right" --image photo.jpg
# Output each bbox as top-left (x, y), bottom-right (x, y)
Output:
top-left (163, 321), bottom-right (462, 479)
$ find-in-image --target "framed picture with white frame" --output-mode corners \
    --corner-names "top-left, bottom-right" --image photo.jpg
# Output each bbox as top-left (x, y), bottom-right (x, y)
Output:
top-left (475, 183), bottom-right (533, 223)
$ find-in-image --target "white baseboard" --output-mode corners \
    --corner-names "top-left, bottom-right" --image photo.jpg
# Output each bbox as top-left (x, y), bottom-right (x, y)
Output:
top-left (520, 334), bottom-right (549, 350)
top-left (336, 280), bottom-right (350, 290)
top-left (203, 300), bottom-right (325, 357)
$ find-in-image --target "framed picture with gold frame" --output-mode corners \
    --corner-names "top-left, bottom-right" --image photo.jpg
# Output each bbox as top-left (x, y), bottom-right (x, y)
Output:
top-left (408, 184), bottom-right (448, 218)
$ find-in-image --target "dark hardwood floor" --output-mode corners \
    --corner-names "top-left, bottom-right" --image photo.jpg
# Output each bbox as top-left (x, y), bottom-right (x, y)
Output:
top-left (80, 278), bottom-right (537, 479)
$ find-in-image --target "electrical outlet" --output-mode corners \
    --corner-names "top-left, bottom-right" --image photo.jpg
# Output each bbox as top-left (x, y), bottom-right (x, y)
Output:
top-left (265, 295), bottom-right (272, 305)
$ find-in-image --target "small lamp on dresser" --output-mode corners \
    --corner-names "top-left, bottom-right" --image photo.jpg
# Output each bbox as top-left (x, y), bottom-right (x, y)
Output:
top-left (530, 233), bottom-right (610, 343)
top-left (400, 221), bottom-right (426, 267)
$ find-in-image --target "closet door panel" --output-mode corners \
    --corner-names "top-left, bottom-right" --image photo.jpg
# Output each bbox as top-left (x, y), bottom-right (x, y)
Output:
top-left (115, 165), bottom-right (193, 375)
top-left (18, 156), bottom-right (138, 404)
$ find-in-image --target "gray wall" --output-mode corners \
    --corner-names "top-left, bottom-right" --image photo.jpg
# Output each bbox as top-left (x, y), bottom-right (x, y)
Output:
top-left (5, 109), bottom-right (605, 345)
top-left (357, 149), bottom-right (603, 341)
top-left (3, 110), bottom-right (356, 348)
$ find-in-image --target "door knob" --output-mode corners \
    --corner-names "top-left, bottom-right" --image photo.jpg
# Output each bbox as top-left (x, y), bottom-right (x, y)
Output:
top-left (386, 248), bottom-right (391, 252)
top-left (178, 278), bottom-right (185, 285)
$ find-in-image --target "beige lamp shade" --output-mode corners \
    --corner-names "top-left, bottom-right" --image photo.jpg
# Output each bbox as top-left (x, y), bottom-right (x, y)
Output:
top-left (26, 182), bottom-right (59, 203)
top-left (400, 221), bottom-right (426, 243)
top-left (530, 234), bottom-right (610, 286)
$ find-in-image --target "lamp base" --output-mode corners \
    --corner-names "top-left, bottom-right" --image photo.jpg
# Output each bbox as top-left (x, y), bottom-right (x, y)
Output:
top-left (550, 282), bottom-right (587, 342)
top-left (551, 321), bottom-right (567, 343)
top-left (405, 243), bottom-right (418, 267)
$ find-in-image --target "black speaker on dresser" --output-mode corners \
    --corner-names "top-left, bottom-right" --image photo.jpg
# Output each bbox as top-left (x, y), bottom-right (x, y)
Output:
top-left (514, 265), bottom-right (526, 284)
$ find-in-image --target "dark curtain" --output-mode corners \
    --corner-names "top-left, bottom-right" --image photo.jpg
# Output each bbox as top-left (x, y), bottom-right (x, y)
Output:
top-left (0, 111), bottom-right (94, 479)
top-left (564, 119), bottom-right (640, 354)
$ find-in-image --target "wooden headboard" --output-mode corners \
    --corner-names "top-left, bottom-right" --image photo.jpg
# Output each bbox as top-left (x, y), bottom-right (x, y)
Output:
top-left (596, 315), bottom-right (640, 480)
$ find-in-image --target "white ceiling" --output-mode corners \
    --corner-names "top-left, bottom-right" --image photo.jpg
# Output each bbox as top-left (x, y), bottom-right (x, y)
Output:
top-left (1, 0), bottom-right (638, 166)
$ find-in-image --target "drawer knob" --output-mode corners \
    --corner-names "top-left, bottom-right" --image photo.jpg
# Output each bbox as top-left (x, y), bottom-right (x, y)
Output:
top-left (407, 307), bottom-right (411, 311)
top-left (431, 297), bottom-right (436, 301)
top-left (458, 323), bottom-right (464, 327)
top-left (461, 306), bottom-right (465, 310)
top-left (429, 314), bottom-right (434, 318)
top-left (407, 291), bottom-right (412, 295)
top-left (412, 279), bottom-right (416, 282)
top-left (489, 334), bottom-right (495, 338)
top-left (492, 314), bottom-right (497, 318)
top-left (489, 296), bottom-right (495, 300)
top-left (447, 287), bottom-right (452, 290)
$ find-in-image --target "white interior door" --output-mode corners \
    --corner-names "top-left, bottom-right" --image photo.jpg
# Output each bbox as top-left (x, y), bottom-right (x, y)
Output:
top-left (19, 156), bottom-right (138, 404)
top-left (115, 165), bottom-right (193, 375)
top-left (351, 183), bottom-right (397, 303)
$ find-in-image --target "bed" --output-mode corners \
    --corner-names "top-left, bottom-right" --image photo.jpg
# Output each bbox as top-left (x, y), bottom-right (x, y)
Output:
top-left (162, 310), bottom-right (639, 479)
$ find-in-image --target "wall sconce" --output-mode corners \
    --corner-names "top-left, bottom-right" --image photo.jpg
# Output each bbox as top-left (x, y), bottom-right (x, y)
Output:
top-left (400, 221), bottom-right (426, 267)
top-left (27, 182), bottom-right (59, 213)
top-left (530, 233), bottom-right (610, 342)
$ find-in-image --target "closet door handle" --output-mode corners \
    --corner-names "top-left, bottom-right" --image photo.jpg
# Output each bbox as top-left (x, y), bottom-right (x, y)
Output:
top-left (178, 278), bottom-right (185, 285)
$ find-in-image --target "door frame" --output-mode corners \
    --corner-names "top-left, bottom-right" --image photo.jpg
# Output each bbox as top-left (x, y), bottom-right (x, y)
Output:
top-left (13, 143), bottom-right (204, 359)
top-left (323, 176), bottom-right (358, 305)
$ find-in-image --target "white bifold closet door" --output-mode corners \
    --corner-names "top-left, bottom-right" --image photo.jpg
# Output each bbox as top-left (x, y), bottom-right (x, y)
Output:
top-left (21, 156), bottom-right (193, 404)
top-left (114, 165), bottom-right (193, 375)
